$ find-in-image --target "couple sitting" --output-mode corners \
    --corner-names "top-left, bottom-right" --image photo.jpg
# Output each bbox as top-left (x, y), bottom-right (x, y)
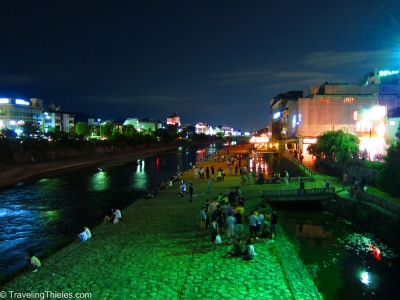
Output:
top-left (223, 239), bottom-right (257, 258)
top-left (104, 208), bottom-right (122, 224)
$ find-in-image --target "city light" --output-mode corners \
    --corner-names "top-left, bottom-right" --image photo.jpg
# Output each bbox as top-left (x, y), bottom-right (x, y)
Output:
top-left (0, 98), bottom-right (9, 103)
top-left (378, 70), bottom-right (399, 76)
top-left (361, 272), bottom-right (369, 285)
top-left (15, 99), bottom-right (30, 105)
top-left (273, 112), bottom-right (280, 119)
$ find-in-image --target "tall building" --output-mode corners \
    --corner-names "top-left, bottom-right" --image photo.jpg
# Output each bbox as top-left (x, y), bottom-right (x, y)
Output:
top-left (0, 98), bottom-right (43, 134)
top-left (43, 103), bottom-right (75, 133)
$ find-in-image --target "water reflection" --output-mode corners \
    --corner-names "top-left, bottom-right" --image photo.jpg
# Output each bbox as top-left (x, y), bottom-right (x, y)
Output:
top-left (282, 210), bottom-right (400, 299)
top-left (89, 171), bottom-right (111, 191)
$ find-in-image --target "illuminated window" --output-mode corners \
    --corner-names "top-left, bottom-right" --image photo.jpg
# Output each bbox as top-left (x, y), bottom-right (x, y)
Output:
top-left (389, 120), bottom-right (396, 126)
top-left (344, 97), bottom-right (354, 103)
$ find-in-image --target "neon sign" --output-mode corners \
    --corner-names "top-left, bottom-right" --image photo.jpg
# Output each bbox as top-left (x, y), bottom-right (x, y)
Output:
top-left (379, 70), bottom-right (399, 77)
top-left (15, 99), bottom-right (30, 105)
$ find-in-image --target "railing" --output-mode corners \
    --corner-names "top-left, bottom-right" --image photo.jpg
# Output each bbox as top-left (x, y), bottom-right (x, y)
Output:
top-left (284, 150), bottom-right (314, 177)
top-left (263, 187), bottom-right (335, 197)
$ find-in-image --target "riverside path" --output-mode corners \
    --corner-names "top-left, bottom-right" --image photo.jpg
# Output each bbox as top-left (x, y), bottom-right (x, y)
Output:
top-left (1, 145), bottom-right (322, 300)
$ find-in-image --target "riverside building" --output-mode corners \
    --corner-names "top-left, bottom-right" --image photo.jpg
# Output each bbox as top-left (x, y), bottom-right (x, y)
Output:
top-left (268, 73), bottom-right (400, 158)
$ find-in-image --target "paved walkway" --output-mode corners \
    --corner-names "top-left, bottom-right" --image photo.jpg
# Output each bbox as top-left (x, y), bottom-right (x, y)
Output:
top-left (2, 146), bottom-right (322, 299)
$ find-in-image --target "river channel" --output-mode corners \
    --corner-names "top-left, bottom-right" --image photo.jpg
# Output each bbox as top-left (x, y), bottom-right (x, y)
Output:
top-left (1, 144), bottom-right (399, 299)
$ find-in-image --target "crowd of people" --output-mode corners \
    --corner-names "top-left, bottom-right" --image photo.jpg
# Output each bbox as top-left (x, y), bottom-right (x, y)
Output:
top-left (200, 188), bottom-right (279, 259)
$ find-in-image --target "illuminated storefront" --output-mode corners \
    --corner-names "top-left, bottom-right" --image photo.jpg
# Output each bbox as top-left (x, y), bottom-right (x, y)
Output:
top-left (0, 98), bottom-right (43, 133)
top-left (354, 105), bottom-right (387, 160)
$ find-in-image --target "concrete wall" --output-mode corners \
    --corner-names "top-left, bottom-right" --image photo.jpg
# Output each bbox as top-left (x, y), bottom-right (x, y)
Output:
top-left (0, 145), bottom-right (166, 189)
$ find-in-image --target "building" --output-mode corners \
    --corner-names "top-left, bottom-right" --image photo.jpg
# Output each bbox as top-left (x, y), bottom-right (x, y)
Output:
top-left (268, 91), bottom-right (303, 141)
top-left (0, 98), bottom-right (43, 134)
top-left (43, 103), bottom-right (75, 133)
top-left (268, 79), bottom-right (400, 157)
top-left (387, 107), bottom-right (400, 144)
top-left (123, 118), bottom-right (162, 132)
top-left (167, 112), bottom-right (180, 126)
top-left (195, 122), bottom-right (207, 134)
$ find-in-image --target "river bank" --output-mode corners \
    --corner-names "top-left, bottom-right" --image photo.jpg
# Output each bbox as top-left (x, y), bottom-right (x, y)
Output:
top-left (1, 145), bottom-right (322, 299)
top-left (0, 141), bottom-right (203, 189)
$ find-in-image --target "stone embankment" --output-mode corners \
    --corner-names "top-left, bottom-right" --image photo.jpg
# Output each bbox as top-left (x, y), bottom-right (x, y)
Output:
top-left (0, 143), bottom-right (182, 189)
top-left (1, 146), bottom-right (322, 299)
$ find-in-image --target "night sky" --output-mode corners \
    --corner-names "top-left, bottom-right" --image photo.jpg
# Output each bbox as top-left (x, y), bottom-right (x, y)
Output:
top-left (1, 1), bottom-right (400, 130)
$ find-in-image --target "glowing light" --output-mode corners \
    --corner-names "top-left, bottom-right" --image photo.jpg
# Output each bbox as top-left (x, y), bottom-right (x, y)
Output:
top-left (0, 98), bottom-right (9, 103)
top-left (273, 112), bottom-right (280, 119)
top-left (379, 70), bottom-right (399, 76)
top-left (15, 99), bottom-right (30, 105)
top-left (353, 111), bottom-right (357, 121)
top-left (375, 123), bottom-right (385, 137)
top-left (361, 272), bottom-right (370, 285)
top-left (389, 120), bottom-right (396, 126)
top-left (10, 120), bottom-right (16, 125)
top-left (303, 138), bottom-right (317, 144)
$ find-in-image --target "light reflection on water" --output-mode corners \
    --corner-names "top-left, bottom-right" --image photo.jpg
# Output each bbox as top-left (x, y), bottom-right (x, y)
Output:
top-left (282, 210), bottom-right (400, 299)
top-left (0, 144), bottom-right (224, 277)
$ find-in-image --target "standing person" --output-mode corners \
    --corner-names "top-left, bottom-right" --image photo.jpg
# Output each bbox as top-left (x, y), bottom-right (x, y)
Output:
top-left (193, 167), bottom-right (199, 179)
top-left (271, 211), bottom-right (279, 240)
top-left (299, 179), bottom-right (305, 193)
top-left (206, 166), bottom-right (210, 179)
top-left (342, 172), bottom-right (348, 190)
top-left (229, 165), bottom-right (233, 175)
top-left (199, 167), bottom-right (204, 179)
top-left (205, 199), bottom-right (211, 228)
top-left (217, 170), bottom-right (222, 182)
top-left (200, 206), bottom-right (207, 235)
top-left (211, 215), bottom-right (219, 248)
top-left (222, 170), bottom-right (225, 182)
top-left (207, 178), bottom-right (212, 193)
top-left (214, 205), bottom-right (224, 232)
top-left (210, 198), bottom-right (219, 212)
top-left (211, 165), bottom-right (215, 180)
top-left (235, 165), bottom-right (239, 175)
top-left (256, 210), bottom-right (264, 236)
top-left (25, 252), bottom-right (41, 272)
top-left (189, 182), bottom-right (194, 202)
top-left (226, 213), bottom-right (236, 243)
top-left (248, 210), bottom-right (258, 240)
top-left (284, 171), bottom-right (289, 185)
top-left (234, 208), bottom-right (244, 239)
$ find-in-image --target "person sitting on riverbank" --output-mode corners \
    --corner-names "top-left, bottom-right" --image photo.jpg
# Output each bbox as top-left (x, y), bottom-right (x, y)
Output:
top-left (25, 252), bottom-right (41, 272)
top-left (179, 181), bottom-right (186, 197)
top-left (104, 208), bottom-right (122, 224)
top-left (76, 226), bottom-right (91, 242)
top-left (243, 239), bottom-right (257, 258)
top-left (222, 238), bottom-right (243, 257)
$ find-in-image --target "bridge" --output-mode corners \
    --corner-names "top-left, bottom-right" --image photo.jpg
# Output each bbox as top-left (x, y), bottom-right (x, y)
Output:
top-left (262, 187), bottom-right (336, 202)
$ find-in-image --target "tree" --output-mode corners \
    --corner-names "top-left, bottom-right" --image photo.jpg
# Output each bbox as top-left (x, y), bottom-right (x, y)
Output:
top-left (395, 126), bottom-right (400, 141)
top-left (315, 129), bottom-right (359, 162)
top-left (378, 142), bottom-right (400, 197)
top-left (75, 122), bottom-right (91, 137)
top-left (100, 121), bottom-right (113, 138)
top-left (21, 121), bottom-right (41, 137)
top-left (1, 128), bottom-right (17, 139)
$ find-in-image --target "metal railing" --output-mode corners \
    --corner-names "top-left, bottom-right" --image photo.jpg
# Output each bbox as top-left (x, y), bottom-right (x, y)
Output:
top-left (263, 187), bottom-right (336, 197)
